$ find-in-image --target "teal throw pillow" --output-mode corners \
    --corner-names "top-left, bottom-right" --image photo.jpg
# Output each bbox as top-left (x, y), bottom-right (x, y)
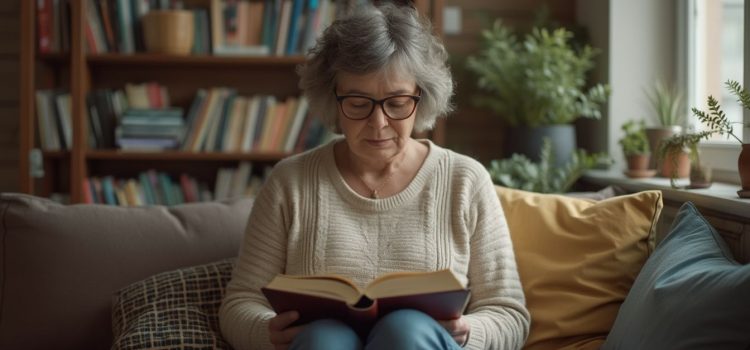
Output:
top-left (602, 202), bottom-right (750, 349)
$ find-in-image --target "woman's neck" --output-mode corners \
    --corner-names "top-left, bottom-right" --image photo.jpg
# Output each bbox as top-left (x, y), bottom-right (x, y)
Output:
top-left (334, 138), bottom-right (428, 199)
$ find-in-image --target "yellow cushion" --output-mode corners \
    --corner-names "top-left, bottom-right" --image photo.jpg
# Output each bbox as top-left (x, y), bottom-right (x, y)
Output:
top-left (496, 186), bottom-right (662, 350)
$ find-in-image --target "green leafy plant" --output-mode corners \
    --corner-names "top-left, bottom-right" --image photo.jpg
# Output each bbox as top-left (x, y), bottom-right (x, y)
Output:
top-left (647, 81), bottom-right (685, 127)
top-left (466, 20), bottom-right (609, 127)
top-left (619, 120), bottom-right (650, 156)
top-left (658, 131), bottom-right (713, 188)
top-left (487, 139), bottom-right (611, 193)
top-left (658, 80), bottom-right (750, 189)
top-left (691, 80), bottom-right (750, 144)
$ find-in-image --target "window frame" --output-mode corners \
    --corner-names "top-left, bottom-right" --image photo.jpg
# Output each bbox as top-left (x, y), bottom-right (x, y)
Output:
top-left (678, 0), bottom-right (749, 184)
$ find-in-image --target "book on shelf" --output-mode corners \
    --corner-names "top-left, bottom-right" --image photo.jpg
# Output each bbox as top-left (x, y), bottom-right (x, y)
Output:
top-left (273, 0), bottom-right (292, 56)
top-left (86, 89), bottom-right (121, 149)
top-left (284, 0), bottom-right (304, 55)
top-left (116, 108), bottom-right (185, 150)
top-left (35, 89), bottom-right (72, 151)
top-left (36, 0), bottom-right (57, 53)
top-left (179, 89), bottom-right (321, 153)
top-left (262, 269), bottom-right (471, 331)
top-left (192, 8), bottom-right (211, 54)
top-left (83, 163), bottom-right (267, 206)
top-left (58, 0), bottom-right (336, 56)
top-left (48, 0), bottom-right (62, 52)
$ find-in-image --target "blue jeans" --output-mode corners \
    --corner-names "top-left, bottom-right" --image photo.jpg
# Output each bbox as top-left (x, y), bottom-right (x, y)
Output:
top-left (289, 309), bottom-right (463, 350)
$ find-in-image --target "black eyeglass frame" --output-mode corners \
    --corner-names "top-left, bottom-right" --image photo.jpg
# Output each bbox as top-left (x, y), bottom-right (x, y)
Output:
top-left (334, 90), bottom-right (422, 120)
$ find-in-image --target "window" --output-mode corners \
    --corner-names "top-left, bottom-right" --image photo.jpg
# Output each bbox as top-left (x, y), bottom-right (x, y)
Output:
top-left (680, 0), bottom-right (747, 182)
top-left (687, 0), bottom-right (744, 141)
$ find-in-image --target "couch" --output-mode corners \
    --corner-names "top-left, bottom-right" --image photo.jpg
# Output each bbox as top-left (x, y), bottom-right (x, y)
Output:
top-left (1, 189), bottom-right (748, 350)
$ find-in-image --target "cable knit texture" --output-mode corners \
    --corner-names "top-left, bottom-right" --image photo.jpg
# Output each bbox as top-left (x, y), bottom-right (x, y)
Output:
top-left (219, 139), bottom-right (530, 350)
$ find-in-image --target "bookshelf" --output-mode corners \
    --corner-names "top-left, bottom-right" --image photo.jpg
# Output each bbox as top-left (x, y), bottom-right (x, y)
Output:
top-left (19, 0), bottom-right (445, 204)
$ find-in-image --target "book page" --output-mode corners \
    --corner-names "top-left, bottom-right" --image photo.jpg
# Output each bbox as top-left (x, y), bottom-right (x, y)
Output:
top-left (265, 274), bottom-right (364, 305)
top-left (365, 269), bottom-right (466, 299)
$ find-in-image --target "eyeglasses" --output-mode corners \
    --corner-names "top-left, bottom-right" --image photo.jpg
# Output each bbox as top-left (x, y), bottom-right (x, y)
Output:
top-left (334, 91), bottom-right (421, 120)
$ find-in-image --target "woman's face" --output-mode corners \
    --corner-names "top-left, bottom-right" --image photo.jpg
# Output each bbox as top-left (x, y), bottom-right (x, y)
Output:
top-left (335, 70), bottom-right (419, 162)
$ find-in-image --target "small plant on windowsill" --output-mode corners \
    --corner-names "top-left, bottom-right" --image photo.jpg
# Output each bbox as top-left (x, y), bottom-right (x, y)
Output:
top-left (690, 80), bottom-right (750, 196)
top-left (618, 120), bottom-right (653, 178)
top-left (658, 131), bottom-right (713, 189)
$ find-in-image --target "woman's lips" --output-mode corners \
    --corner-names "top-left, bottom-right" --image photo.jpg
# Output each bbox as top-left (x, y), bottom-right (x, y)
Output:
top-left (365, 138), bottom-right (391, 147)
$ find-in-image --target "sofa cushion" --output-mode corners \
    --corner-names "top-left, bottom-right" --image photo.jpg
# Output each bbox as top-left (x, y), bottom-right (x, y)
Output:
top-left (111, 258), bottom-right (235, 350)
top-left (496, 186), bottom-right (662, 350)
top-left (602, 202), bottom-right (750, 349)
top-left (0, 194), bottom-right (252, 350)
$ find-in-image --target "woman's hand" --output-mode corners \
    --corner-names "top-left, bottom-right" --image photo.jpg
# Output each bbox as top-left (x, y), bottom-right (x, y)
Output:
top-left (438, 316), bottom-right (470, 346)
top-left (268, 311), bottom-right (303, 350)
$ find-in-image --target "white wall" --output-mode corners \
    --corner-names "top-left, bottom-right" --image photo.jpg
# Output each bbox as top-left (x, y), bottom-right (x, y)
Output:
top-left (577, 0), bottom-right (677, 168)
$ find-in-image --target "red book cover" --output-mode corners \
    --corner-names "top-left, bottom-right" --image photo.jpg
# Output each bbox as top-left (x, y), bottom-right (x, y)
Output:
top-left (179, 174), bottom-right (197, 203)
top-left (97, 0), bottom-right (117, 52)
top-left (82, 177), bottom-right (94, 204)
top-left (146, 82), bottom-right (162, 109)
top-left (261, 269), bottom-right (471, 334)
top-left (83, 20), bottom-right (98, 54)
top-left (36, 0), bottom-right (54, 53)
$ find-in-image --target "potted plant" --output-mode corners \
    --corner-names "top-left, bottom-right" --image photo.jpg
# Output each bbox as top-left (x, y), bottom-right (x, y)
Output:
top-left (487, 139), bottom-right (611, 193)
top-left (466, 20), bottom-right (609, 166)
top-left (619, 120), bottom-right (654, 178)
top-left (691, 80), bottom-right (750, 196)
top-left (658, 131), bottom-right (712, 189)
top-left (645, 81), bottom-right (685, 172)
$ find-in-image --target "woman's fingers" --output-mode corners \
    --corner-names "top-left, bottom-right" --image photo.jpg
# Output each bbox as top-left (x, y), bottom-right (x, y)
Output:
top-left (269, 311), bottom-right (301, 347)
top-left (269, 311), bottom-right (299, 331)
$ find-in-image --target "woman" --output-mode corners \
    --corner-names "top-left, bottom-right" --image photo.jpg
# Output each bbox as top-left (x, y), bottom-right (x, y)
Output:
top-left (219, 2), bottom-right (530, 349)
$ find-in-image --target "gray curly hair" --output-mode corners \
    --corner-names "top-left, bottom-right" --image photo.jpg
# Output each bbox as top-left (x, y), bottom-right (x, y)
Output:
top-left (297, 2), bottom-right (454, 132)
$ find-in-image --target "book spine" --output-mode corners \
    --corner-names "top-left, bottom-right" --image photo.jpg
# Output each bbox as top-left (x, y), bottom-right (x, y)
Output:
top-left (273, 0), bottom-right (292, 56)
top-left (284, 0), bottom-right (304, 55)
top-left (37, 0), bottom-right (55, 53)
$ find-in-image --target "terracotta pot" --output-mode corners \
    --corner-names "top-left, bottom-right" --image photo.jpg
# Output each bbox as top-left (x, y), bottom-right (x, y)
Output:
top-left (646, 126), bottom-right (682, 170)
top-left (740, 144), bottom-right (750, 190)
top-left (626, 154), bottom-right (650, 170)
top-left (142, 10), bottom-right (194, 55)
top-left (660, 150), bottom-right (690, 178)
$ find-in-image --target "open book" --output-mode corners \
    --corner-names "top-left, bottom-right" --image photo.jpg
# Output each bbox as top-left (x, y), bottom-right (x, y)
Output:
top-left (261, 269), bottom-right (471, 331)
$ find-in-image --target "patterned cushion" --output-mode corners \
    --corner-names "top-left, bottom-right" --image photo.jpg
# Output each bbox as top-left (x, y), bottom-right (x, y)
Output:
top-left (111, 259), bottom-right (236, 350)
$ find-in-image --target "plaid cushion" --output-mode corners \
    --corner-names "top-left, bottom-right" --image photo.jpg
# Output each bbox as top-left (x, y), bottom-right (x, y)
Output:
top-left (111, 259), bottom-right (235, 350)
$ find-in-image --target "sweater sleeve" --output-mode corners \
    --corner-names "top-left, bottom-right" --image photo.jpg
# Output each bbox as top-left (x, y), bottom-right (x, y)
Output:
top-left (462, 172), bottom-right (530, 350)
top-left (219, 176), bottom-right (288, 350)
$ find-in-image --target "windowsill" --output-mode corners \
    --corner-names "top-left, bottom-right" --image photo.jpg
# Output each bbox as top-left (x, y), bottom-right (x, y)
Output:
top-left (582, 169), bottom-right (750, 218)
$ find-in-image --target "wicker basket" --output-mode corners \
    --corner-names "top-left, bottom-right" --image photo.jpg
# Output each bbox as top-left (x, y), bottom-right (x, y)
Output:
top-left (142, 10), bottom-right (194, 55)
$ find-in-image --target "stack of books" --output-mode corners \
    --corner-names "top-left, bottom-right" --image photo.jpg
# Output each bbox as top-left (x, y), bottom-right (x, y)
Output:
top-left (115, 108), bottom-right (185, 151)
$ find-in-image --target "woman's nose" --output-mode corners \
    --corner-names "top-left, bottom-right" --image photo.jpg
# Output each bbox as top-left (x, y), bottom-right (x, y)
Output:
top-left (367, 105), bottom-right (389, 129)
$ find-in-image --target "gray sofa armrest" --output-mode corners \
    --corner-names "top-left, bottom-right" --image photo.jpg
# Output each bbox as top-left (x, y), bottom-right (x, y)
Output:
top-left (0, 193), bottom-right (253, 350)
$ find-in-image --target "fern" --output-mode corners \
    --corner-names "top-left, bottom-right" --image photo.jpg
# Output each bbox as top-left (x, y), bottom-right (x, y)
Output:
top-left (690, 80), bottom-right (749, 144)
top-left (726, 80), bottom-right (750, 110)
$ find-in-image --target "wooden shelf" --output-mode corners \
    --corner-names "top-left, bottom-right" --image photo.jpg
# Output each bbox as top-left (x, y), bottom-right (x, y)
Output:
top-left (42, 151), bottom-right (70, 159)
top-left (37, 52), bottom-right (69, 63)
top-left (87, 54), bottom-right (306, 67)
top-left (86, 150), bottom-right (292, 161)
top-left (19, 0), bottom-right (444, 203)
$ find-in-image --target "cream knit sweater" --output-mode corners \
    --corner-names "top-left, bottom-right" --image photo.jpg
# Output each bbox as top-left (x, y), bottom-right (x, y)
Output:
top-left (219, 139), bottom-right (530, 350)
